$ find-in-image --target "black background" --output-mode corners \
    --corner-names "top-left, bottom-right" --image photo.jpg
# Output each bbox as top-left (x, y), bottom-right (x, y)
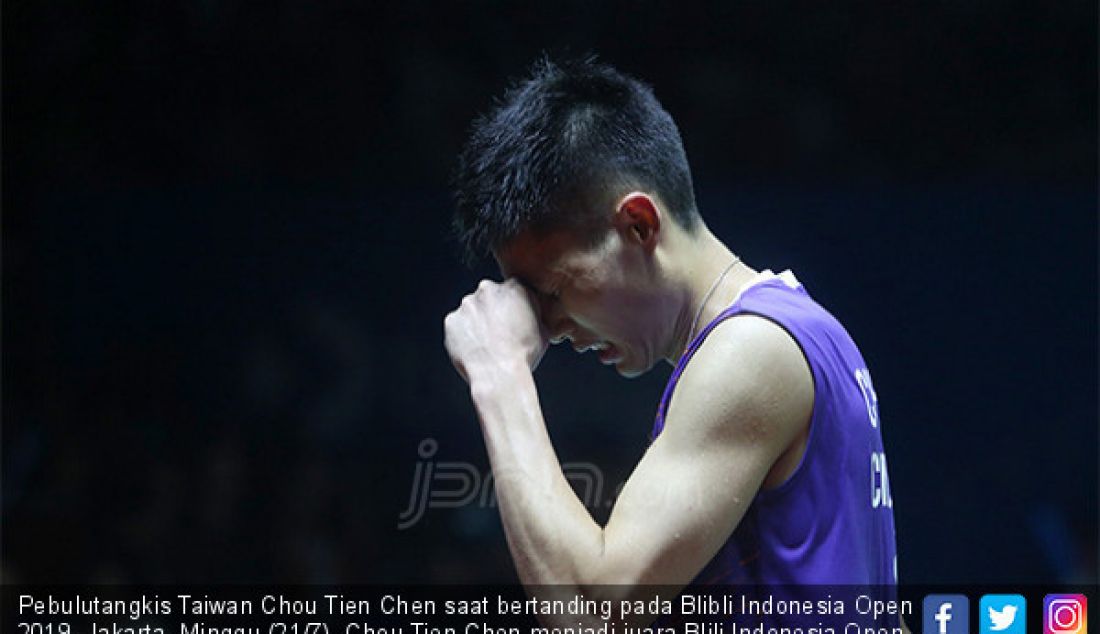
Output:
top-left (3, 1), bottom-right (1097, 584)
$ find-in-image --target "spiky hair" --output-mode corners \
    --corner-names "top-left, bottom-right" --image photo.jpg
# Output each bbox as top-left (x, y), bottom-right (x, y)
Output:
top-left (452, 55), bottom-right (700, 262)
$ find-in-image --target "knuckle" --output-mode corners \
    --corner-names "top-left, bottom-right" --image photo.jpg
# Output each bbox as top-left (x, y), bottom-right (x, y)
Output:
top-left (477, 279), bottom-right (494, 291)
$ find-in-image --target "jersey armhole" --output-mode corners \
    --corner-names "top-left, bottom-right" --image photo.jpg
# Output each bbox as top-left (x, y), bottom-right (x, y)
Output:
top-left (736, 310), bottom-right (823, 501)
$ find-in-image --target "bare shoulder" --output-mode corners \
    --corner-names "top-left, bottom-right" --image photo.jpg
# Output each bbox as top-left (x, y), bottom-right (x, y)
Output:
top-left (597, 314), bottom-right (816, 586)
top-left (663, 313), bottom-right (814, 454)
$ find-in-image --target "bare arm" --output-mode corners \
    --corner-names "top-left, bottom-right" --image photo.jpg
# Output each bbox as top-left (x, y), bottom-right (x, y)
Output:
top-left (445, 279), bottom-right (813, 620)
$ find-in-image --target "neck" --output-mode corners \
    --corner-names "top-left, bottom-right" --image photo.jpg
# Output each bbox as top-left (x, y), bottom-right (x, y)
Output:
top-left (662, 229), bottom-right (757, 363)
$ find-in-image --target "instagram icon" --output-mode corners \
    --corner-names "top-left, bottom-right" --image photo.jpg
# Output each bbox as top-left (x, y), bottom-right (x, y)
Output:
top-left (1045, 595), bottom-right (1088, 634)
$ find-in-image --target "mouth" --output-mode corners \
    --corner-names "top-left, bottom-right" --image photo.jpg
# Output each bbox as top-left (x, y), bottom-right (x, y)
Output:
top-left (570, 340), bottom-right (624, 366)
top-left (597, 342), bottom-right (623, 365)
top-left (572, 341), bottom-right (609, 354)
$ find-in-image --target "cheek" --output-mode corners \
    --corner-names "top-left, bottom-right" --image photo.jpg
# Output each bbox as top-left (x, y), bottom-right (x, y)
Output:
top-left (564, 260), bottom-right (653, 336)
top-left (572, 289), bottom-right (648, 334)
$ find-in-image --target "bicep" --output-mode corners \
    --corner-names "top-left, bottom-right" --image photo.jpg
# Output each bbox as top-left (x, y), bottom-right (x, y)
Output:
top-left (593, 315), bottom-right (814, 588)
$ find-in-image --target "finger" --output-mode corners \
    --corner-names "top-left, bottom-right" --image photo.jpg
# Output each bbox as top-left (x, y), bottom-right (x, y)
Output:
top-left (452, 358), bottom-right (469, 384)
top-left (443, 312), bottom-right (470, 384)
top-left (519, 285), bottom-right (551, 342)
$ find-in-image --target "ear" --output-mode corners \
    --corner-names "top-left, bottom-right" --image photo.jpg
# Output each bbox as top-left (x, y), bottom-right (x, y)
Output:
top-left (613, 192), bottom-right (661, 251)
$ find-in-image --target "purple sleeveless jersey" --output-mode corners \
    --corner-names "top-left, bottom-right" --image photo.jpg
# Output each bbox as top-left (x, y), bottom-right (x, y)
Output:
top-left (651, 271), bottom-right (899, 588)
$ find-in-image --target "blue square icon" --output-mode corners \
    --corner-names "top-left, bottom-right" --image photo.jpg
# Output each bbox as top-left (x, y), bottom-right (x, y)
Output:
top-left (981, 595), bottom-right (1026, 634)
top-left (925, 595), bottom-right (971, 634)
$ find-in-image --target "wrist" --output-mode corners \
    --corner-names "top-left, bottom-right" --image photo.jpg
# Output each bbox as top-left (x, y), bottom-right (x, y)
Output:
top-left (468, 356), bottom-right (531, 400)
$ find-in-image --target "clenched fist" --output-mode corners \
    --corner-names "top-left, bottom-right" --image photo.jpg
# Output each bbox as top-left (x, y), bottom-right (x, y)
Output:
top-left (444, 278), bottom-right (549, 384)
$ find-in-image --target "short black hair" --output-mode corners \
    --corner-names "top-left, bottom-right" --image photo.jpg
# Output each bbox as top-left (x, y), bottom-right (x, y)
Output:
top-left (452, 55), bottom-right (701, 261)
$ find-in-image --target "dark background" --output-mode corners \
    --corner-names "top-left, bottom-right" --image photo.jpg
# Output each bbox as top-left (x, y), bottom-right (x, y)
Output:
top-left (3, 2), bottom-right (1096, 584)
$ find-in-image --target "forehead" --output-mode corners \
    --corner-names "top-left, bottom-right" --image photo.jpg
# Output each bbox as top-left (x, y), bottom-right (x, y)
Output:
top-left (494, 228), bottom-right (592, 288)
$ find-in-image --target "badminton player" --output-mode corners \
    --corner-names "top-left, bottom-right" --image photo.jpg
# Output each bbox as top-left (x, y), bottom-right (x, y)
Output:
top-left (444, 57), bottom-right (898, 604)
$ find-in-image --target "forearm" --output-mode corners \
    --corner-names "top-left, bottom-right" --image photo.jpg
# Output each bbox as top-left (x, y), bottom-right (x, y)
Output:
top-left (468, 360), bottom-right (605, 592)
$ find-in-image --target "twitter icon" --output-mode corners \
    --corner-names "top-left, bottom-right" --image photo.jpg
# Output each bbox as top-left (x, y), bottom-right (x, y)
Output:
top-left (981, 595), bottom-right (1027, 634)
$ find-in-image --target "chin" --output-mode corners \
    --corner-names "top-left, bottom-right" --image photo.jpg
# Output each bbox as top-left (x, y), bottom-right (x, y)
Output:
top-left (615, 365), bottom-right (646, 379)
top-left (611, 351), bottom-right (650, 379)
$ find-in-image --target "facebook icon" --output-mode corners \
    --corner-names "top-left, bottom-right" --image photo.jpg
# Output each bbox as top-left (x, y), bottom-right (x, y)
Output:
top-left (924, 595), bottom-right (970, 634)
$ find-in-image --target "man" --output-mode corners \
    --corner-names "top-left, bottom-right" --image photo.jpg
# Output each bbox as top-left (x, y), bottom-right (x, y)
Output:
top-left (444, 57), bottom-right (898, 601)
